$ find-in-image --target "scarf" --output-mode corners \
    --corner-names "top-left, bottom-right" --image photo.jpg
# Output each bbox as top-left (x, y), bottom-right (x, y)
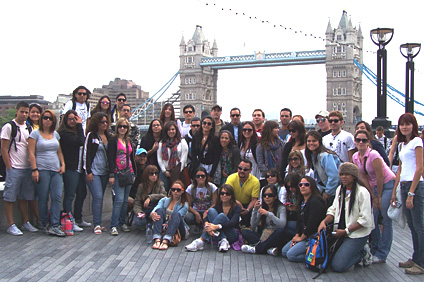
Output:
top-left (266, 141), bottom-right (280, 168)
top-left (161, 138), bottom-right (179, 170)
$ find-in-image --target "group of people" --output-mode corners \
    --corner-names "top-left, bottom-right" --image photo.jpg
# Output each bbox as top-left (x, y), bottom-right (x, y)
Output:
top-left (1, 86), bottom-right (423, 275)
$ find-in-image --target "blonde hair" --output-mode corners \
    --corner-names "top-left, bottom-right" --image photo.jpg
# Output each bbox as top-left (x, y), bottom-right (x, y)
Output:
top-left (288, 150), bottom-right (306, 177)
top-left (115, 117), bottom-right (130, 141)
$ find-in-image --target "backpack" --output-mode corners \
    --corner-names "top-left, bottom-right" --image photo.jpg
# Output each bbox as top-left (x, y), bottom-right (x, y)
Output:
top-left (305, 228), bottom-right (329, 278)
top-left (0, 121), bottom-right (32, 180)
top-left (60, 211), bottom-right (74, 236)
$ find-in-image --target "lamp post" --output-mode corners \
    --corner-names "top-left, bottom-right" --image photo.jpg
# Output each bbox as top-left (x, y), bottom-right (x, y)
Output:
top-left (400, 43), bottom-right (421, 114)
top-left (370, 28), bottom-right (394, 135)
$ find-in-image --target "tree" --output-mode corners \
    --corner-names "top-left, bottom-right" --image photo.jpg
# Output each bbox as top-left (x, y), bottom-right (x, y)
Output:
top-left (0, 108), bottom-right (17, 128)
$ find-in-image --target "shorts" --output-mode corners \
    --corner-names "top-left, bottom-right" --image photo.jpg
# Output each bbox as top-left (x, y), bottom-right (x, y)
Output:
top-left (3, 167), bottom-right (35, 202)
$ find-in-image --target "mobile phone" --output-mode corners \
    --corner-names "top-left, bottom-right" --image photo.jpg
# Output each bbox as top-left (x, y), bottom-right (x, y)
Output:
top-left (332, 231), bottom-right (337, 235)
top-left (137, 212), bottom-right (145, 218)
top-left (213, 231), bottom-right (220, 237)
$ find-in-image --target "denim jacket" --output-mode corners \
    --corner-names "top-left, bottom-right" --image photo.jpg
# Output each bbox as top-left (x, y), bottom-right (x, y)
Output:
top-left (312, 152), bottom-right (341, 196)
top-left (152, 197), bottom-right (188, 218)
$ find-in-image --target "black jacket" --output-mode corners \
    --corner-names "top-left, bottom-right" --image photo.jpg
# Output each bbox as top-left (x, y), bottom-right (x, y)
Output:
top-left (191, 134), bottom-right (220, 176)
top-left (59, 124), bottom-right (85, 171)
top-left (84, 131), bottom-right (110, 175)
top-left (221, 123), bottom-right (243, 145)
top-left (107, 136), bottom-right (136, 176)
top-left (296, 195), bottom-right (327, 237)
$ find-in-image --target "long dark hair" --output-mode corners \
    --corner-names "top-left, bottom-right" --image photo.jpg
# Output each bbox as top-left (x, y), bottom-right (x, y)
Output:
top-left (191, 167), bottom-right (212, 199)
top-left (305, 130), bottom-right (337, 170)
top-left (145, 119), bottom-right (163, 145)
top-left (287, 120), bottom-right (306, 146)
top-left (296, 176), bottom-right (322, 211)
top-left (72, 86), bottom-right (91, 102)
top-left (216, 184), bottom-right (236, 209)
top-left (267, 168), bottom-right (284, 186)
top-left (27, 103), bottom-right (42, 127)
top-left (193, 116), bottom-right (215, 151)
top-left (91, 95), bottom-right (112, 116)
top-left (140, 165), bottom-right (161, 200)
top-left (259, 120), bottom-right (280, 149)
top-left (169, 180), bottom-right (188, 206)
top-left (58, 110), bottom-right (78, 134)
top-left (396, 113), bottom-right (420, 143)
top-left (219, 130), bottom-right (236, 149)
top-left (162, 121), bottom-right (181, 142)
top-left (355, 121), bottom-right (376, 141)
top-left (260, 185), bottom-right (283, 228)
top-left (239, 121), bottom-right (258, 149)
top-left (159, 103), bottom-right (176, 124)
top-left (87, 112), bottom-right (109, 136)
top-left (39, 110), bottom-right (57, 134)
top-left (339, 175), bottom-right (362, 215)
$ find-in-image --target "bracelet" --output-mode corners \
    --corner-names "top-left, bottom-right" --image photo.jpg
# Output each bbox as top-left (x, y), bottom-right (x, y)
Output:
top-left (32, 168), bottom-right (38, 172)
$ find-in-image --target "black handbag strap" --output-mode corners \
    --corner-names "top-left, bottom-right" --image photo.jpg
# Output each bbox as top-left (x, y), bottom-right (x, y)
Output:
top-left (117, 139), bottom-right (130, 169)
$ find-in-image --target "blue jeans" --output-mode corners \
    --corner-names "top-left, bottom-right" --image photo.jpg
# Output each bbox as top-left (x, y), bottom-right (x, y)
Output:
top-left (152, 208), bottom-right (186, 242)
top-left (159, 171), bottom-right (169, 193)
top-left (34, 170), bottom-right (63, 227)
top-left (133, 206), bottom-right (154, 227)
top-left (370, 179), bottom-right (394, 260)
top-left (74, 172), bottom-right (88, 222)
top-left (401, 181), bottom-right (424, 268)
top-left (62, 170), bottom-right (81, 213)
top-left (184, 210), bottom-right (205, 226)
top-left (282, 239), bottom-right (308, 262)
top-left (332, 236), bottom-right (368, 272)
top-left (110, 173), bottom-right (133, 228)
top-left (86, 174), bottom-right (108, 226)
top-left (200, 208), bottom-right (238, 244)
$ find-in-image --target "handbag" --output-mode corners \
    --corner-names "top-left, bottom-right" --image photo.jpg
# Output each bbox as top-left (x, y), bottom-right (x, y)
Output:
top-left (387, 183), bottom-right (406, 228)
top-left (117, 142), bottom-right (133, 187)
top-left (161, 215), bottom-right (182, 246)
top-left (259, 228), bottom-right (274, 242)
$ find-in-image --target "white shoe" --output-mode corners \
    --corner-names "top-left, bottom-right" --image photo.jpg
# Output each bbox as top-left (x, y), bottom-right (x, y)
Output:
top-left (76, 220), bottom-right (92, 227)
top-left (7, 224), bottom-right (23, 236)
top-left (73, 223), bottom-right (83, 232)
top-left (267, 247), bottom-right (278, 256)
top-left (241, 245), bottom-right (256, 254)
top-left (362, 243), bottom-right (373, 266)
top-left (218, 238), bottom-right (230, 252)
top-left (21, 221), bottom-right (38, 232)
top-left (185, 238), bottom-right (205, 252)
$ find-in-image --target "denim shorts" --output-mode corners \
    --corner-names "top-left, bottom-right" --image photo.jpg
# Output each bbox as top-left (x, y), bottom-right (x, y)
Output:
top-left (3, 167), bottom-right (35, 202)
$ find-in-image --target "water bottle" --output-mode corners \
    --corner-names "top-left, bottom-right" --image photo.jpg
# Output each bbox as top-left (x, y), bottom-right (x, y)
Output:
top-left (146, 223), bottom-right (153, 244)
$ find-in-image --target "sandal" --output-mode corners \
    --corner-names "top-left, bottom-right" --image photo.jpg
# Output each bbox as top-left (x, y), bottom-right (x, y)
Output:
top-left (152, 239), bottom-right (161, 249)
top-left (94, 225), bottom-right (102, 235)
top-left (159, 240), bottom-right (169, 250)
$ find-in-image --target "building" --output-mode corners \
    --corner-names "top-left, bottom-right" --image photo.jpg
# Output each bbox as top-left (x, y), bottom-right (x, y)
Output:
top-left (0, 95), bottom-right (49, 117)
top-left (48, 94), bottom-right (73, 118)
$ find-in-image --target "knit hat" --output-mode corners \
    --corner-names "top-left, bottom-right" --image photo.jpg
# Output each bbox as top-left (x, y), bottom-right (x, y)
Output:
top-left (339, 163), bottom-right (359, 178)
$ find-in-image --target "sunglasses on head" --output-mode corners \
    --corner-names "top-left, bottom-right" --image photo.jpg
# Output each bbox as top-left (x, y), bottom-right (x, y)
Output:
top-left (118, 124), bottom-right (128, 129)
top-left (171, 188), bottom-right (183, 192)
top-left (238, 166), bottom-right (250, 172)
top-left (195, 174), bottom-right (206, 179)
top-left (328, 119), bottom-right (340, 123)
top-left (355, 138), bottom-right (369, 143)
top-left (220, 191), bottom-right (231, 196)
top-left (242, 128), bottom-right (253, 132)
top-left (263, 193), bottom-right (275, 198)
top-left (299, 182), bottom-right (311, 188)
top-left (266, 174), bottom-right (276, 178)
top-left (289, 157), bottom-right (300, 162)
top-left (148, 171), bottom-right (159, 176)
top-left (202, 121), bottom-right (212, 126)
top-left (42, 116), bottom-right (53, 121)
top-left (77, 92), bottom-right (87, 96)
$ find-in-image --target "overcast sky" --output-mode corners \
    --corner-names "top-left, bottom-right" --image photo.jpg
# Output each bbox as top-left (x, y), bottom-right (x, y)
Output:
top-left (1, 0), bottom-right (423, 124)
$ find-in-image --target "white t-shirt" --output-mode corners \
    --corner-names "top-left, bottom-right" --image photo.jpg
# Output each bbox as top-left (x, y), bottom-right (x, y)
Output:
top-left (322, 130), bottom-right (355, 162)
top-left (0, 120), bottom-right (31, 169)
top-left (399, 137), bottom-right (424, 182)
top-left (181, 121), bottom-right (191, 137)
top-left (186, 183), bottom-right (217, 212)
top-left (63, 100), bottom-right (90, 132)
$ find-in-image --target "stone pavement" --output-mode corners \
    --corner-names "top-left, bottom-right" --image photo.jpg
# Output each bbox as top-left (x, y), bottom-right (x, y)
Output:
top-left (0, 212), bottom-right (422, 282)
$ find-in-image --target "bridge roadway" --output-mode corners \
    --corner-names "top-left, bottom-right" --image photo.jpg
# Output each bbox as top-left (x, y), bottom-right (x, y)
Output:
top-left (0, 211), bottom-right (421, 282)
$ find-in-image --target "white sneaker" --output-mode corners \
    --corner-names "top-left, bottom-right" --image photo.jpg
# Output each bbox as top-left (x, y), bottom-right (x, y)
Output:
top-left (110, 227), bottom-right (119, 236)
top-left (185, 238), bottom-right (205, 252)
top-left (241, 245), bottom-right (256, 254)
top-left (267, 247), bottom-right (278, 256)
top-left (21, 221), bottom-right (38, 232)
top-left (76, 220), bottom-right (92, 227)
top-left (218, 238), bottom-right (230, 252)
top-left (362, 243), bottom-right (373, 266)
top-left (73, 223), bottom-right (83, 232)
top-left (7, 224), bottom-right (23, 236)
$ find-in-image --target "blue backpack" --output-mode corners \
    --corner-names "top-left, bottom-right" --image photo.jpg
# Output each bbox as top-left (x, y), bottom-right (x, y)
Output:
top-left (305, 228), bottom-right (329, 278)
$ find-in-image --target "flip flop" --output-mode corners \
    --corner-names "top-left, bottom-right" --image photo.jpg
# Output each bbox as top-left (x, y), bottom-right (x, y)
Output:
top-left (159, 240), bottom-right (169, 250)
top-left (152, 239), bottom-right (161, 249)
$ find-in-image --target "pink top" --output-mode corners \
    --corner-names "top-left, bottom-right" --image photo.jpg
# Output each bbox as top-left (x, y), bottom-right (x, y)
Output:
top-left (353, 147), bottom-right (395, 188)
top-left (116, 139), bottom-right (133, 173)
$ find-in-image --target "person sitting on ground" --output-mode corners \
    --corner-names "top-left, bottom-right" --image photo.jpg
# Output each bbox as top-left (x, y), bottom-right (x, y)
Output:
top-left (281, 172), bottom-right (302, 241)
top-left (259, 168), bottom-right (284, 203)
top-left (281, 176), bottom-right (326, 262)
top-left (150, 180), bottom-right (188, 250)
top-left (127, 148), bottom-right (148, 216)
top-left (241, 185), bottom-right (287, 256)
top-left (185, 184), bottom-right (242, 252)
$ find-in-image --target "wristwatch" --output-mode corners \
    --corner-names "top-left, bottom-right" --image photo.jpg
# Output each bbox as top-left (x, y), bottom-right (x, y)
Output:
top-left (345, 227), bottom-right (351, 235)
top-left (408, 192), bottom-right (415, 196)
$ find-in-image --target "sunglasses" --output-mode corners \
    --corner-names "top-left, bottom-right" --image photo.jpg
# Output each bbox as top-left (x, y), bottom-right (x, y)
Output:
top-left (42, 116), bottom-right (53, 121)
top-left (195, 174), bottom-right (206, 179)
top-left (263, 193), bottom-right (275, 198)
top-left (289, 129), bottom-right (296, 133)
top-left (289, 157), bottom-right (300, 162)
top-left (316, 118), bottom-right (326, 123)
top-left (220, 191), bottom-right (231, 196)
top-left (171, 188), bottom-right (183, 192)
top-left (238, 166), bottom-right (250, 172)
top-left (121, 109), bottom-right (130, 112)
top-left (184, 110), bottom-right (193, 114)
top-left (328, 119), bottom-right (340, 123)
top-left (77, 92), bottom-right (87, 96)
top-left (118, 124), bottom-right (128, 129)
top-left (231, 114), bottom-right (240, 118)
top-left (266, 174), bottom-right (276, 178)
top-left (148, 171), bottom-right (159, 176)
top-left (101, 101), bottom-right (110, 105)
top-left (355, 138), bottom-right (369, 143)
top-left (242, 128), bottom-right (253, 132)
top-left (299, 182), bottom-right (311, 188)
top-left (117, 98), bottom-right (126, 102)
top-left (191, 124), bottom-right (200, 128)
top-left (202, 121), bottom-right (212, 126)
top-left (100, 120), bottom-right (108, 124)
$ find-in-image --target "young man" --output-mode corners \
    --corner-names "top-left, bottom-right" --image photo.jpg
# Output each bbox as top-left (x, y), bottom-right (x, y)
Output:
top-left (1, 102), bottom-right (38, 235)
top-left (252, 109), bottom-right (265, 138)
top-left (278, 108), bottom-right (291, 142)
top-left (221, 107), bottom-right (243, 144)
top-left (111, 93), bottom-right (127, 122)
top-left (211, 105), bottom-right (226, 136)
top-left (62, 86), bottom-right (91, 131)
top-left (322, 111), bottom-right (355, 162)
top-left (181, 104), bottom-right (195, 137)
top-left (375, 126), bottom-right (391, 154)
top-left (315, 110), bottom-right (331, 137)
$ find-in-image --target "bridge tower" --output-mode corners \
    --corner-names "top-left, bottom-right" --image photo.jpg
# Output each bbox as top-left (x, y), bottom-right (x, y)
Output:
top-left (179, 25), bottom-right (218, 117)
top-left (325, 10), bottom-right (363, 132)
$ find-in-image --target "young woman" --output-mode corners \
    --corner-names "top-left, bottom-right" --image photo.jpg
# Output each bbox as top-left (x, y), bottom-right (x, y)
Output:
top-left (140, 119), bottom-right (162, 168)
top-left (159, 103), bottom-right (183, 134)
top-left (390, 113), bottom-right (424, 274)
top-left (259, 168), bottom-right (284, 203)
top-left (157, 121), bottom-right (188, 191)
top-left (28, 110), bottom-right (66, 237)
top-left (241, 185), bottom-right (287, 255)
top-left (217, 130), bottom-right (240, 185)
top-left (256, 120), bottom-right (284, 186)
top-left (27, 103), bottom-right (42, 130)
top-left (281, 120), bottom-right (307, 178)
top-left (58, 110), bottom-right (85, 232)
top-left (91, 95), bottom-right (112, 121)
top-left (185, 184), bottom-right (242, 252)
top-left (239, 121), bottom-right (260, 179)
top-left (352, 130), bottom-right (395, 263)
top-left (287, 150), bottom-right (312, 178)
top-left (305, 130), bottom-right (341, 205)
top-left (185, 167), bottom-right (218, 230)
top-left (84, 112), bottom-right (110, 234)
top-left (283, 172), bottom-right (302, 236)
top-left (318, 163), bottom-right (374, 272)
top-left (191, 116), bottom-right (220, 183)
top-left (281, 176), bottom-right (326, 262)
top-left (133, 165), bottom-right (167, 228)
top-left (355, 121), bottom-right (390, 167)
top-left (107, 118), bottom-right (136, 235)
top-left (151, 180), bottom-right (188, 250)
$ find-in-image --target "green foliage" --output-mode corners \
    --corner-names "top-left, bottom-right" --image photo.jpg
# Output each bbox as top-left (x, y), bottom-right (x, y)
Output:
top-left (0, 108), bottom-right (17, 128)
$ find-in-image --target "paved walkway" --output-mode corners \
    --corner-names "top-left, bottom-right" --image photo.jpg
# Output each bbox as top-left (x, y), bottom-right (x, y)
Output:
top-left (0, 212), bottom-right (422, 282)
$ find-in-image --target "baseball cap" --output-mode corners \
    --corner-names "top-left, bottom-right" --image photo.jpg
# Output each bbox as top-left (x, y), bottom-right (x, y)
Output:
top-left (315, 110), bottom-right (329, 119)
top-left (136, 148), bottom-right (147, 156)
top-left (211, 105), bottom-right (222, 111)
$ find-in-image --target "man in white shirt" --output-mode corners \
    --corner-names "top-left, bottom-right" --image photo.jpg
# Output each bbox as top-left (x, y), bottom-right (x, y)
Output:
top-left (375, 126), bottom-right (391, 154)
top-left (322, 111), bottom-right (355, 162)
top-left (181, 104), bottom-right (195, 137)
top-left (62, 86), bottom-right (91, 132)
